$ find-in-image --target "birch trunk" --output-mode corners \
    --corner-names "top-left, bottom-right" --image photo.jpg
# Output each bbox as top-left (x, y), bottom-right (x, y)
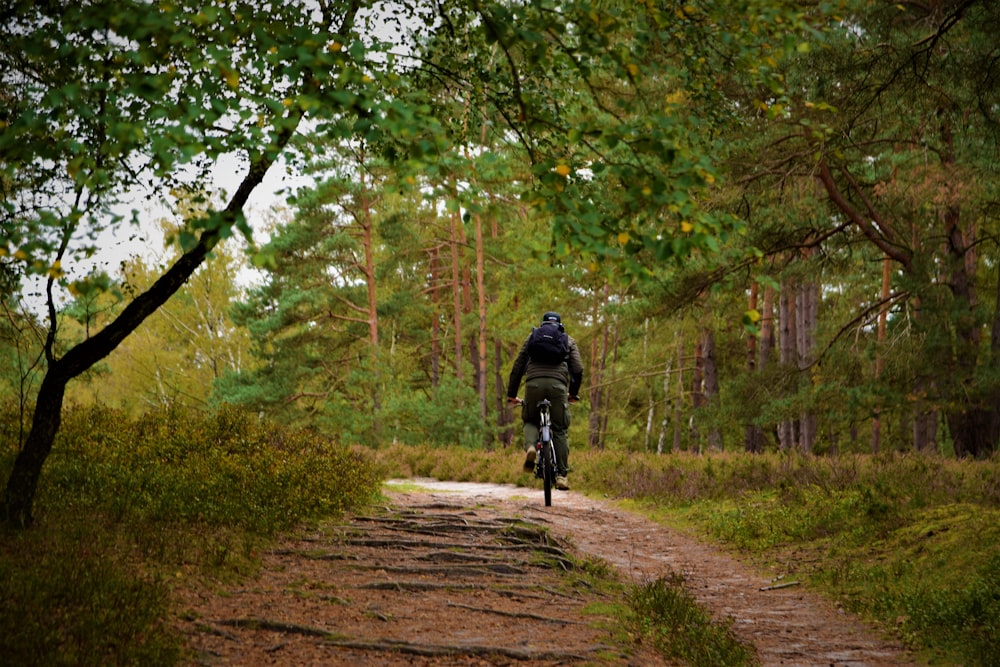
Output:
top-left (657, 357), bottom-right (672, 455)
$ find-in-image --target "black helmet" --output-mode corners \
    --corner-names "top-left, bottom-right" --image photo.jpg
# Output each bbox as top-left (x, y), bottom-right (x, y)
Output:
top-left (541, 311), bottom-right (561, 324)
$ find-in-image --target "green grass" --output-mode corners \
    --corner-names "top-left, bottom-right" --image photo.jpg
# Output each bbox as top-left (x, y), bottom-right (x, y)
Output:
top-left (626, 572), bottom-right (759, 667)
top-left (1, 403), bottom-right (382, 666)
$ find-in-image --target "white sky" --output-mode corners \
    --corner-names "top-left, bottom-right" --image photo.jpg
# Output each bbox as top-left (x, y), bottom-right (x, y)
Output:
top-left (20, 151), bottom-right (308, 316)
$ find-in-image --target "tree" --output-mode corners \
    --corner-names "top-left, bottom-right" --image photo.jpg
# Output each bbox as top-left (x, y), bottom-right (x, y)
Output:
top-left (67, 227), bottom-right (253, 412)
top-left (808, 1), bottom-right (1000, 457)
top-left (2, 0), bottom-right (818, 525)
top-left (711, 0), bottom-right (1000, 457)
top-left (1, 0), bottom-right (377, 526)
top-left (0, 269), bottom-right (44, 442)
top-left (215, 145), bottom-right (416, 443)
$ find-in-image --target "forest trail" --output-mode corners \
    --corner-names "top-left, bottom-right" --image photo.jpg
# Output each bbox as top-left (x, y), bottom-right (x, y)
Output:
top-left (177, 479), bottom-right (921, 666)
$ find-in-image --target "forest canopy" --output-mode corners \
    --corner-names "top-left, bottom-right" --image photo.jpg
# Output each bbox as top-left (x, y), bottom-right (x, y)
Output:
top-left (3, 0), bottom-right (1000, 524)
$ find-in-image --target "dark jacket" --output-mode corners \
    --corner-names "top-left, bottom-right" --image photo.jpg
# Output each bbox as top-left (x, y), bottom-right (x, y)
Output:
top-left (506, 329), bottom-right (584, 398)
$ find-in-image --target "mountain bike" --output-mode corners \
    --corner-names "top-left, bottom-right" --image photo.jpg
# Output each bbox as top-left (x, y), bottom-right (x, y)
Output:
top-left (511, 397), bottom-right (557, 506)
top-left (534, 398), bottom-right (557, 506)
top-left (513, 397), bottom-right (555, 506)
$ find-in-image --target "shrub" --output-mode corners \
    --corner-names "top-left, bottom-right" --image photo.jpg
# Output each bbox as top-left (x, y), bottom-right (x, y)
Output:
top-left (625, 573), bottom-right (759, 667)
top-left (1, 402), bottom-right (382, 666)
top-left (34, 403), bottom-right (381, 533)
top-left (0, 522), bottom-right (182, 667)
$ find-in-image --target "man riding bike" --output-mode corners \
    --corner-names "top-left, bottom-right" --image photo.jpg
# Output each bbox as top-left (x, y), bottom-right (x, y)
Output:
top-left (506, 311), bottom-right (584, 491)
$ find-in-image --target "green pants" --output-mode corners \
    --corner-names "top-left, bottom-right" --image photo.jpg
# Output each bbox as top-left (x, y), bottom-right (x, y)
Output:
top-left (521, 377), bottom-right (571, 476)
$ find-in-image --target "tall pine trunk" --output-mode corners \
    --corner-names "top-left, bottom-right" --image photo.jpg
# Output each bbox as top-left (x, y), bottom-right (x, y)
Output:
top-left (702, 327), bottom-right (722, 451)
top-left (872, 256), bottom-right (891, 453)
top-left (745, 282), bottom-right (765, 453)
top-left (796, 267), bottom-right (818, 454)
top-left (358, 162), bottom-right (382, 441)
top-left (473, 212), bottom-right (489, 445)
top-left (778, 281), bottom-right (797, 451)
top-left (448, 197), bottom-right (464, 381)
top-left (588, 284), bottom-right (609, 450)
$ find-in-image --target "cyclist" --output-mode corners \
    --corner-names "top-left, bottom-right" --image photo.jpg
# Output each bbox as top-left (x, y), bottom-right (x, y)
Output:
top-left (506, 311), bottom-right (584, 491)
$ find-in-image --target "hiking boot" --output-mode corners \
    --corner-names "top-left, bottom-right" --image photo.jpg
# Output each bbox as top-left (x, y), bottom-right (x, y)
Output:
top-left (523, 448), bottom-right (536, 472)
top-left (555, 475), bottom-right (570, 491)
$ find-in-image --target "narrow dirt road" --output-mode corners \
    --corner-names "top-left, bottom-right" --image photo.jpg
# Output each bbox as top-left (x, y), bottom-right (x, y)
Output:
top-left (177, 479), bottom-right (921, 666)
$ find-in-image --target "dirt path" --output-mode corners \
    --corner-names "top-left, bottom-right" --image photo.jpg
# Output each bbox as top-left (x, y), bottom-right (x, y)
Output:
top-left (177, 479), bottom-right (921, 666)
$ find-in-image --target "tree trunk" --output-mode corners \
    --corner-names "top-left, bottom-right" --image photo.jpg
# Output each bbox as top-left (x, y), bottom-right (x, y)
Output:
top-left (429, 245), bottom-right (442, 389)
top-left (990, 266), bottom-right (1000, 449)
top-left (673, 333), bottom-right (684, 452)
top-left (587, 284), bottom-right (609, 450)
top-left (702, 327), bottom-right (722, 452)
top-left (4, 150), bottom-right (280, 527)
top-left (600, 311), bottom-right (619, 450)
top-left (940, 114), bottom-right (996, 457)
top-left (587, 328), bottom-right (603, 449)
top-left (358, 162), bottom-right (382, 441)
top-left (872, 256), bottom-right (891, 453)
top-left (690, 336), bottom-right (704, 453)
top-left (745, 282), bottom-right (765, 453)
top-left (778, 282), bottom-right (796, 451)
top-left (760, 284), bottom-right (775, 370)
top-left (4, 371), bottom-right (68, 527)
top-left (656, 357), bottom-right (672, 455)
top-left (474, 212), bottom-right (488, 444)
top-left (796, 271), bottom-right (817, 454)
top-left (644, 319), bottom-right (653, 452)
top-left (495, 338), bottom-right (514, 447)
top-left (449, 200), bottom-right (464, 382)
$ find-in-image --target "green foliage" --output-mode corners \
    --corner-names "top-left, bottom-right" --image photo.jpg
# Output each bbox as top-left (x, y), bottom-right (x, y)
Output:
top-left (383, 377), bottom-right (488, 447)
top-left (61, 236), bottom-right (254, 413)
top-left (3, 0), bottom-right (362, 271)
top-left (0, 402), bottom-right (382, 665)
top-left (626, 572), bottom-right (760, 667)
top-left (0, 524), bottom-right (182, 667)
top-left (39, 403), bottom-right (381, 533)
top-left (892, 551), bottom-right (1000, 667)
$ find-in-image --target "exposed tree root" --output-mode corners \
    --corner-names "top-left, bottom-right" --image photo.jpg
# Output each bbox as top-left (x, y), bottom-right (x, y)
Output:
top-left (351, 563), bottom-right (527, 576)
top-left (183, 497), bottom-right (627, 665)
top-left (358, 580), bottom-right (487, 592)
top-left (321, 639), bottom-right (599, 661)
top-left (213, 618), bottom-right (602, 661)
top-left (445, 601), bottom-right (587, 625)
top-left (215, 617), bottom-right (342, 639)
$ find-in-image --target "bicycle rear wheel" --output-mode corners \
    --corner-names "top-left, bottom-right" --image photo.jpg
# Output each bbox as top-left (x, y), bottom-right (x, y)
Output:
top-left (541, 441), bottom-right (555, 506)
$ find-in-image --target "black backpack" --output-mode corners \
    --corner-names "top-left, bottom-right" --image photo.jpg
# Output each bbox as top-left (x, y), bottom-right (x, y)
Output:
top-left (526, 322), bottom-right (569, 365)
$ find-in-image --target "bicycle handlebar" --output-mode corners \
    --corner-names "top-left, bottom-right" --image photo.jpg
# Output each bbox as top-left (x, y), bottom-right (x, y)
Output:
top-left (509, 396), bottom-right (580, 406)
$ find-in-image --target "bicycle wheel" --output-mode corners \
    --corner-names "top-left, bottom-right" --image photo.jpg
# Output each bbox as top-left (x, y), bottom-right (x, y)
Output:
top-left (541, 441), bottom-right (555, 506)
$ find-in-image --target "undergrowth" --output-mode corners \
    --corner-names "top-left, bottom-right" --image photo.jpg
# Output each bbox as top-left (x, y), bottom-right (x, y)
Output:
top-left (5, 413), bottom-right (998, 666)
top-left (626, 572), bottom-right (759, 667)
top-left (1, 403), bottom-right (381, 666)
